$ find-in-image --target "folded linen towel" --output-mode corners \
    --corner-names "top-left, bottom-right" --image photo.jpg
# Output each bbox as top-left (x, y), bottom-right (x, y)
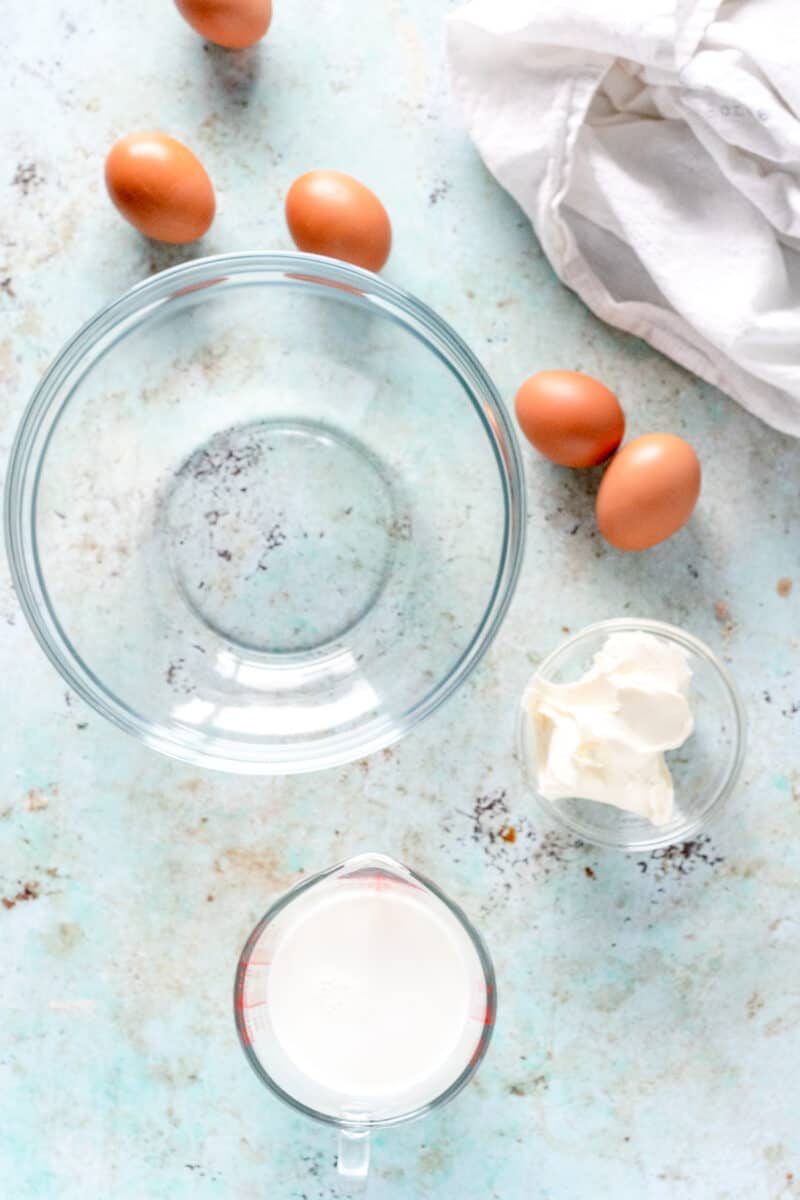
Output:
top-left (448, 0), bottom-right (800, 435)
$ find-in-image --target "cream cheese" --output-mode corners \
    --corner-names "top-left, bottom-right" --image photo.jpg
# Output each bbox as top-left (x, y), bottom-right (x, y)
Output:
top-left (524, 632), bottom-right (694, 827)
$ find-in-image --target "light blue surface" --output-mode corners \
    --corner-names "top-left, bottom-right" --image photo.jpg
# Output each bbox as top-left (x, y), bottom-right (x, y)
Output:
top-left (2, 2), bottom-right (799, 1197)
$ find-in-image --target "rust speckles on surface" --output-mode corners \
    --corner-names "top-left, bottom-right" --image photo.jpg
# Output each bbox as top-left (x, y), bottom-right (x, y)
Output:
top-left (508, 1073), bottom-right (549, 1097)
top-left (657, 1168), bottom-right (691, 1185)
top-left (399, 827), bottom-right (428, 872)
top-left (24, 789), bottom-right (49, 812)
top-left (56, 922), bottom-right (82, 951)
top-left (44, 922), bottom-right (83, 954)
top-left (419, 1144), bottom-right (450, 1175)
top-left (213, 845), bottom-right (291, 893)
top-left (714, 598), bottom-right (735, 636)
top-left (499, 824), bottom-right (516, 843)
top-left (584, 865), bottom-right (595, 879)
top-left (178, 778), bottom-right (205, 795)
top-left (777, 578), bottom-right (793, 597)
top-left (721, 855), bottom-right (770, 882)
top-left (747, 991), bottom-right (765, 1019)
top-left (3, 881), bottom-right (41, 910)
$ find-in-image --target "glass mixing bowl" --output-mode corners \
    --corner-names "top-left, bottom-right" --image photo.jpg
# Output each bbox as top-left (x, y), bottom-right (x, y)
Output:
top-left (5, 253), bottom-right (524, 774)
top-left (517, 619), bottom-right (746, 851)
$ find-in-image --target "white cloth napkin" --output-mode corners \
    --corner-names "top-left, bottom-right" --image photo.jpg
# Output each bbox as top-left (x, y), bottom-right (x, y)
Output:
top-left (447, 0), bottom-right (800, 436)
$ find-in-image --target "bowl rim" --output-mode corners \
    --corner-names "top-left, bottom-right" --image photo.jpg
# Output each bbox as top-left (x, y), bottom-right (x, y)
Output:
top-left (4, 251), bottom-right (526, 774)
top-left (517, 617), bottom-right (747, 852)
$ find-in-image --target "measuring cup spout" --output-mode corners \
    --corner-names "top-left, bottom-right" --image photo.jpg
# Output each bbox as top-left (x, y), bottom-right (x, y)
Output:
top-left (335, 853), bottom-right (412, 884)
top-left (337, 1127), bottom-right (370, 1181)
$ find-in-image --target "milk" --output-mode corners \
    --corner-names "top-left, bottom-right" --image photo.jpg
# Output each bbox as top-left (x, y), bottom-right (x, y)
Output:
top-left (257, 880), bottom-right (483, 1109)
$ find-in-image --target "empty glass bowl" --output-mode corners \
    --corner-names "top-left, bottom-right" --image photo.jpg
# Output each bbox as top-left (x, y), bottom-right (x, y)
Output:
top-left (518, 619), bottom-right (746, 851)
top-left (5, 253), bottom-right (524, 773)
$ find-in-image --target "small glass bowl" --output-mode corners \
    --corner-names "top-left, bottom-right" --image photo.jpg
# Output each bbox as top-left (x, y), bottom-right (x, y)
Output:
top-left (5, 253), bottom-right (525, 774)
top-left (517, 619), bottom-right (746, 852)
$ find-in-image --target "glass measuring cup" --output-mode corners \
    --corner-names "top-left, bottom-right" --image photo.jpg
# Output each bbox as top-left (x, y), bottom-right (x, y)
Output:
top-left (233, 853), bottom-right (496, 1182)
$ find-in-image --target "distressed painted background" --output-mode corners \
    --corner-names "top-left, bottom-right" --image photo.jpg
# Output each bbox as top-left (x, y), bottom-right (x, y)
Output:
top-left (2, 2), bottom-right (799, 1197)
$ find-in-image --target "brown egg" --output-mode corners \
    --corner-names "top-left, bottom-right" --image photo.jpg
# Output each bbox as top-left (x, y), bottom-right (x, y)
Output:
top-left (105, 132), bottom-right (215, 244)
top-left (175, 0), bottom-right (272, 48)
top-left (514, 371), bottom-right (625, 467)
top-left (285, 171), bottom-right (392, 272)
top-left (596, 433), bottom-right (701, 551)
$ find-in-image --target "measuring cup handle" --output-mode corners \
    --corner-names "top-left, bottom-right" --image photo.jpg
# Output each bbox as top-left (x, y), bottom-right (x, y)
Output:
top-left (337, 1127), bottom-right (370, 1181)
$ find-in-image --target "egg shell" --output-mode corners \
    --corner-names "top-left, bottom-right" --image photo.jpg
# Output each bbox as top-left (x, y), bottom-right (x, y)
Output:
top-left (596, 433), bottom-right (701, 551)
top-left (105, 132), bottom-right (215, 244)
top-left (514, 370), bottom-right (625, 467)
top-left (285, 171), bottom-right (392, 273)
top-left (175, 0), bottom-right (272, 48)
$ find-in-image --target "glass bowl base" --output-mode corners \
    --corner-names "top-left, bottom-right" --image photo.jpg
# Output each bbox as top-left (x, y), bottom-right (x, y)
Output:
top-left (161, 418), bottom-right (396, 656)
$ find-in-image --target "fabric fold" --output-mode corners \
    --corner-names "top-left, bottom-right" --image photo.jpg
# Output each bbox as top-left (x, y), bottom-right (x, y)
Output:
top-left (448, 0), bottom-right (800, 435)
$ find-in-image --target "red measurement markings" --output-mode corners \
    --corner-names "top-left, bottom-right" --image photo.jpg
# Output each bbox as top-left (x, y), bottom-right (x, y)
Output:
top-left (236, 997), bottom-right (267, 1010)
top-left (235, 968), bottom-right (269, 1014)
top-left (362, 870), bottom-right (391, 892)
top-left (347, 869), bottom-right (407, 892)
top-left (469, 983), bottom-right (495, 1026)
top-left (234, 983), bottom-right (267, 1011)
